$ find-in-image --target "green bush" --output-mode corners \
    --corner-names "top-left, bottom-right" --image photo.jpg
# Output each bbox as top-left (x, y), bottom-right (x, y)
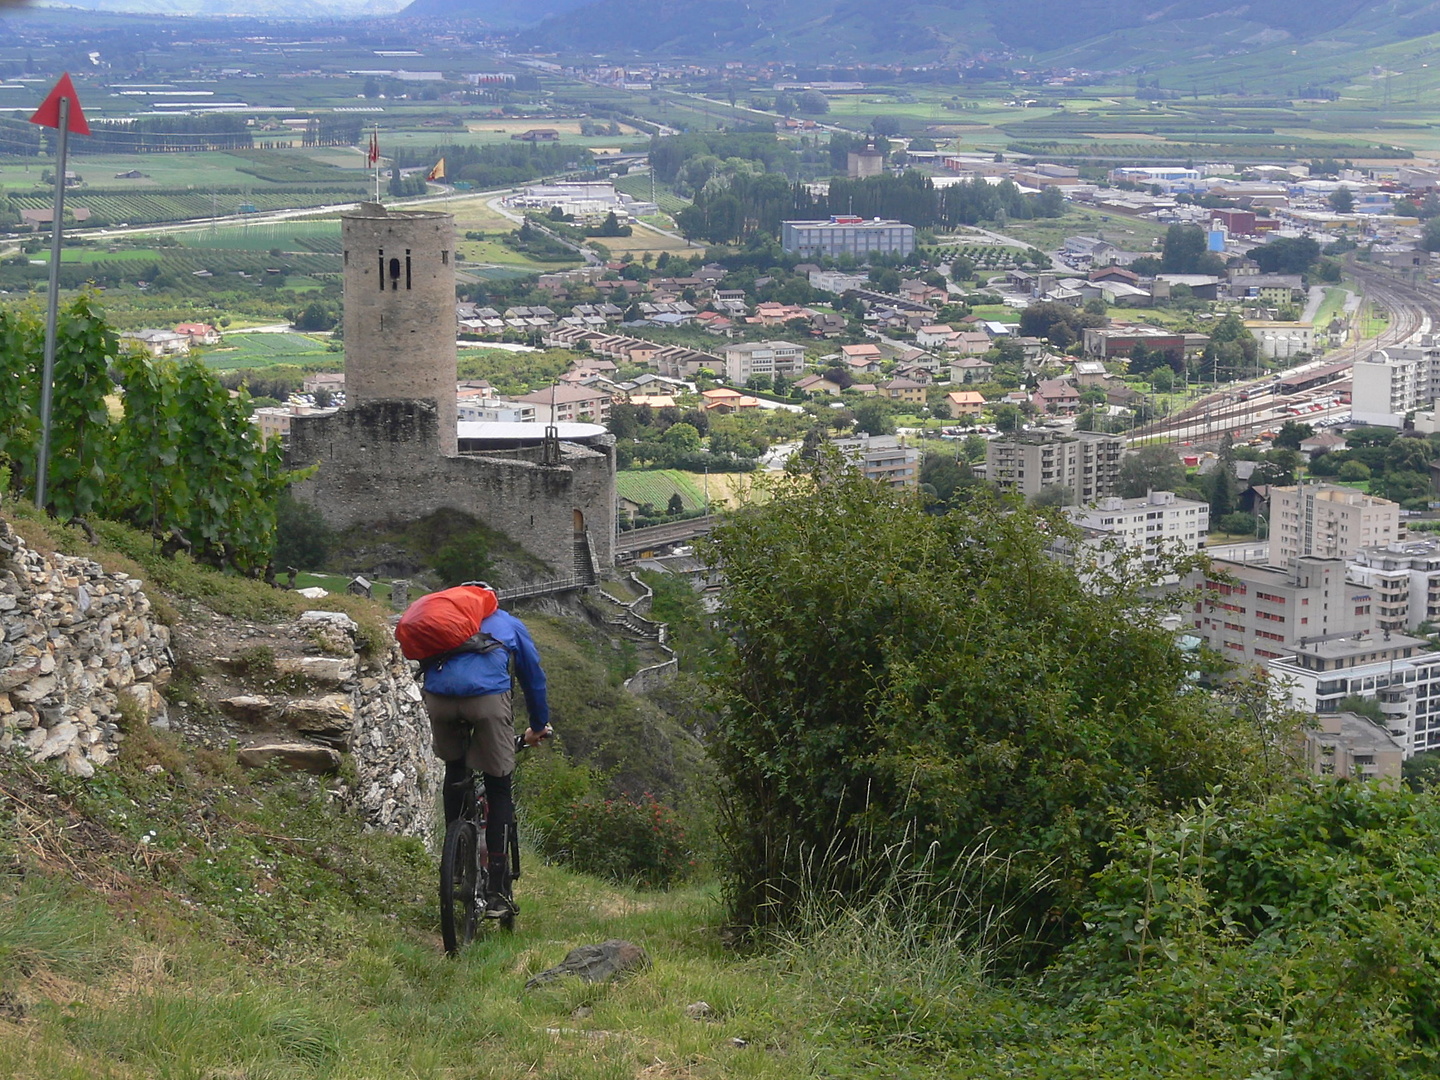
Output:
top-left (545, 792), bottom-right (691, 889)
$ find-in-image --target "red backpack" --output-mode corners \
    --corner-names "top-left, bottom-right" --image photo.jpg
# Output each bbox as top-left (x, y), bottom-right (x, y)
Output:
top-left (395, 584), bottom-right (499, 662)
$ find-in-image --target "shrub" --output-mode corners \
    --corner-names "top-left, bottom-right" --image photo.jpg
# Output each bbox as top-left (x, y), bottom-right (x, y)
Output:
top-left (545, 792), bottom-right (691, 889)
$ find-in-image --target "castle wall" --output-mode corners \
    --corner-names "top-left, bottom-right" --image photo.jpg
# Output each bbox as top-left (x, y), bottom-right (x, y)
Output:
top-left (287, 400), bottom-right (616, 571)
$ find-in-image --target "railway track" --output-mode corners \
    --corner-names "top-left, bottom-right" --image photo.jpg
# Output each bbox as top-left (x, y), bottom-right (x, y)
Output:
top-left (1136, 262), bottom-right (1438, 445)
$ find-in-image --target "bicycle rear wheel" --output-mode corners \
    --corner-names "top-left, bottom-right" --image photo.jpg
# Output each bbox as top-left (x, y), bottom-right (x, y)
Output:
top-left (440, 818), bottom-right (481, 955)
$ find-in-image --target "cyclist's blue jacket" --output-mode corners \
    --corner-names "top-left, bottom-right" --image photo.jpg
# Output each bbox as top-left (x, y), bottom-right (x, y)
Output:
top-left (419, 609), bottom-right (550, 732)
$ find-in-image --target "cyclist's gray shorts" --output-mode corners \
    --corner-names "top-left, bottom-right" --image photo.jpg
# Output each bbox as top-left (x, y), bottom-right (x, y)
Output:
top-left (422, 690), bottom-right (515, 775)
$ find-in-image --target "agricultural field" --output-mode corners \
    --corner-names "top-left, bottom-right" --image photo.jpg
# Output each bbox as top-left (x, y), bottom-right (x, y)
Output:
top-left (199, 331), bottom-right (342, 370)
top-left (997, 205), bottom-right (1170, 254)
top-left (932, 243), bottom-right (1037, 270)
top-left (615, 469), bottom-right (708, 513)
top-left (614, 172), bottom-right (691, 217)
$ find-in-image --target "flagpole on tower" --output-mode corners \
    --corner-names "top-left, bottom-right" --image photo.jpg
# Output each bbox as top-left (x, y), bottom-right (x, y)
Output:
top-left (28, 73), bottom-right (90, 512)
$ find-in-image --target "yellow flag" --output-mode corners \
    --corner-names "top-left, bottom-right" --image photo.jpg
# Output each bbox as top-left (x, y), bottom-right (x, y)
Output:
top-left (427, 158), bottom-right (446, 181)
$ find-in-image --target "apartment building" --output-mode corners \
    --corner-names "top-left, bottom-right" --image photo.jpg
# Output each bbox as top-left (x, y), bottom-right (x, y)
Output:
top-left (1351, 339), bottom-right (1440, 427)
top-left (1186, 557), bottom-right (1372, 667)
top-left (1269, 484), bottom-right (1400, 565)
top-left (780, 217), bottom-right (916, 259)
top-left (1299, 711), bottom-right (1405, 785)
top-left (1066, 491), bottom-right (1209, 560)
top-left (1269, 631), bottom-right (1440, 756)
top-left (832, 434), bottom-right (919, 488)
top-left (1348, 539), bottom-right (1440, 632)
top-left (510, 384), bottom-right (611, 424)
top-left (985, 429), bottom-right (1125, 505)
top-left (721, 340), bottom-right (806, 384)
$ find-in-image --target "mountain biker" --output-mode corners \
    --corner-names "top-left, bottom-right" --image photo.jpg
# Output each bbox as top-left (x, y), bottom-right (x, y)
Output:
top-left (413, 584), bottom-right (551, 920)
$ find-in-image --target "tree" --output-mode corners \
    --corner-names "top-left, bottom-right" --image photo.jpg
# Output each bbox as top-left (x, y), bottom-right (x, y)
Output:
top-left (1207, 463), bottom-right (1238, 519)
top-left (273, 491), bottom-right (331, 570)
top-left (1404, 748), bottom-right (1440, 792)
top-left (1252, 448), bottom-right (1301, 487)
top-left (1218, 511), bottom-right (1258, 536)
top-left (1387, 435), bottom-right (1434, 475)
top-left (852, 399), bottom-right (895, 437)
top-left (1337, 460), bottom-right (1371, 482)
top-left (666, 492), bottom-right (685, 516)
top-left (1030, 484), bottom-right (1074, 508)
top-left (871, 115), bottom-right (904, 137)
top-left (1329, 185), bottom-right (1355, 214)
top-left (797, 90), bottom-right (829, 115)
top-left (708, 467), bottom-right (1276, 944)
top-left (662, 422), bottom-right (701, 452)
top-left (1117, 444), bottom-right (1186, 499)
top-left (1273, 420), bottom-right (1314, 451)
top-left (993, 403), bottom-right (1022, 432)
top-left (1150, 368), bottom-right (1174, 393)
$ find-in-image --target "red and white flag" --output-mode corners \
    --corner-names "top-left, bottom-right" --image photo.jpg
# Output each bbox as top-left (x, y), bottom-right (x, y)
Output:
top-left (367, 130), bottom-right (379, 166)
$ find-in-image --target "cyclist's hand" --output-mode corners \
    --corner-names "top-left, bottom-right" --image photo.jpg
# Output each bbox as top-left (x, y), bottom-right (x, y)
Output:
top-left (522, 725), bottom-right (552, 747)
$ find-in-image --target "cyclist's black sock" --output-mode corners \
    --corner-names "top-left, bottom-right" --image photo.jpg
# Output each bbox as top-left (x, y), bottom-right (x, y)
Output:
top-left (443, 760), bottom-right (471, 825)
top-left (481, 771), bottom-right (513, 868)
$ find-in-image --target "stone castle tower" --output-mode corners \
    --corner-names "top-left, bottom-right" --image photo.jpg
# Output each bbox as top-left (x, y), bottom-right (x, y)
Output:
top-left (286, 203), bottom-right (617, 573)
top-left (341, 204), bottom-right (458, 444)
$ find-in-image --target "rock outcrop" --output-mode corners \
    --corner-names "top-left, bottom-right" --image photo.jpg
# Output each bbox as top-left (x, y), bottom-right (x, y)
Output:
top-left (0, 518), bottom-right (171, 779)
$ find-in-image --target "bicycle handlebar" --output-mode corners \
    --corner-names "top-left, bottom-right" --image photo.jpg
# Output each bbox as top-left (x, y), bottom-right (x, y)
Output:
top-left (513, 728), bottom-right (554, 752)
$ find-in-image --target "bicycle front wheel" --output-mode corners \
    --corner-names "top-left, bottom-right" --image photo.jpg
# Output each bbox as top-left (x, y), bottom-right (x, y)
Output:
top-left (440, 818), bottom-right (481, 955)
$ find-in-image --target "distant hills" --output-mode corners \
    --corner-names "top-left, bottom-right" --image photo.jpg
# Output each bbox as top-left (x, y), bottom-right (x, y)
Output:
top-left (396, 0), bottom-right (589, 26)
top-left (491, 0), bottom-right (1440, 75)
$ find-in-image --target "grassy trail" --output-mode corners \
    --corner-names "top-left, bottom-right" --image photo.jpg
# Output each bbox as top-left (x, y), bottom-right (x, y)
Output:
top-left (0, 748), bottom-right (818, 1080)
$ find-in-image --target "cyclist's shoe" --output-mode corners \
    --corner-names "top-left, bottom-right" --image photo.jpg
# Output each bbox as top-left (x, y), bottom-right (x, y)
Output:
top-left (483, 888), bottom-right (518, 919)
top-left (484, 860), bottom-right (518, 918)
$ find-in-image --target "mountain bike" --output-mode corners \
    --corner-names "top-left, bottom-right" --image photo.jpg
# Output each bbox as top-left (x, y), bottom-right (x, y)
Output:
top-left (439, 733), bottom-right (544, 954)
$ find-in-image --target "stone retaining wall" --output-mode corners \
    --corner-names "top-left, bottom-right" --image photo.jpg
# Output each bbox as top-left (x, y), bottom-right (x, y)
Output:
top-left (0, 516), bottom-right (440, 847)
top-left (0, 517), bottom-right (172, 778)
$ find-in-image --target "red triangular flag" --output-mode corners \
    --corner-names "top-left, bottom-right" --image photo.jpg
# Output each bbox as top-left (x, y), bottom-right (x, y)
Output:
top-left (29, 73), bottom-right (91, 136)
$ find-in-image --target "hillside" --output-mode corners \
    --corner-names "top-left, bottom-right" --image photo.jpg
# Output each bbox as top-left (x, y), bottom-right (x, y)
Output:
top-left (511, 0), bottom-right (1393, 65)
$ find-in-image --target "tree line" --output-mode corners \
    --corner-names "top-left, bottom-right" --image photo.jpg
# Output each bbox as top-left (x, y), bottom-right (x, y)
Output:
top-left (675, 171), bottom-right (1064, 245)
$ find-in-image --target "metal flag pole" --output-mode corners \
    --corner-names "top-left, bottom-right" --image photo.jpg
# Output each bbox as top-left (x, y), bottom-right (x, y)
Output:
top-left (35, 96), bottom-right (72, 511)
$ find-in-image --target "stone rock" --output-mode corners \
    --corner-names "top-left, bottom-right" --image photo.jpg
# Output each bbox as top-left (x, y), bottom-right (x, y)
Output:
top-left (237, 741), bottom-right (341, 774)
top-left (295, 587), bottom-right (329, 599)
top-left (684, 1002), bottom-right (714, 1020)
top-left (283, 695), bottom-right (355, 747)
top-left (121, 683), bottom-right (164, 719)
top-left (524, 941), bottom-right (650, 989)
top-left (32, 721), bottom-right (78, 762)
top-left (275, 656), bottom-right (356, 685)
top-left (218, 695), bottom-right (279, 724)
top-left (299, 610), bottom-right (358, 633)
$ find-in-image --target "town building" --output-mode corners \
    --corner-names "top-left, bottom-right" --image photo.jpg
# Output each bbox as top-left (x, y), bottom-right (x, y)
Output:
top-left (1347, 539), bottom-right (1440, 632)
top-left (1269, 631), bottom-right (1440, 756)
top-left (1066, 491), bottom-right (1209, 560)
top-left (1243, 320), bottom-right (1314, 361)
top-left (721, 340), bottom-right (806, 384)
top-left (252, 402), bottom-right (338, 441)
top-left (119, 329), bottom-right (190, 358)
top-left (1081, 325), bottom-right (1185, 361)
top-left (1270, 484), bottom-right (1401, 565)
top-left (984, 428), bottom-right (1124, 505)
top-left (510, 384), bottom-right (611, 424)
top-left (832, 433), bottom-right (919, 488)
top-left (1186, 557), bottom-right (1372, 667)
top-left (457, 396), bottom-right (538, 423)
top-left (1298, 711), bottom-right (1405, 785)
top-left (1351, 340), bottom-right (1440, 427)
top-left (780, 217), bottom-right (915, 259)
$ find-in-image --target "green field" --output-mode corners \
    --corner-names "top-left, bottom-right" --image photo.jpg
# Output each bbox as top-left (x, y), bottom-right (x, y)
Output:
top-left (615, 469), bottom-right (708, 512)
top-left (200, 332), bottom-right (342, 369)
